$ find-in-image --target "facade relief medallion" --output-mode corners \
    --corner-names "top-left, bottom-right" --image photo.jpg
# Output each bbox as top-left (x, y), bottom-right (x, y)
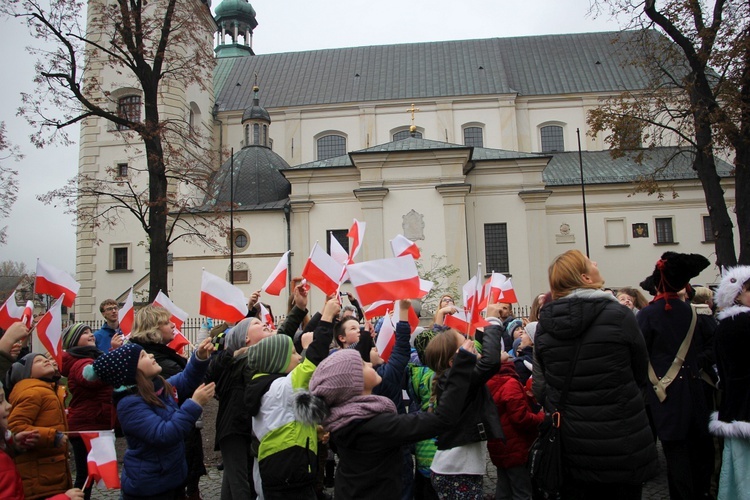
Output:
top-left (402, 209), bottom-right (425, 241)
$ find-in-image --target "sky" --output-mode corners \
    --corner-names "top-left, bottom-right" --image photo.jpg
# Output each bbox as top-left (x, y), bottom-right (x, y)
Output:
top-left (0, 0), bottom-right (628, 275)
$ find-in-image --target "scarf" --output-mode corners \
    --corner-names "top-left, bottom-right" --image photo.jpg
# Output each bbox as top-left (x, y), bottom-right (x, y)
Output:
top-left (325, 394), bottom-right (396, 434)
top-left (66, 345), bottom-right (103, 360)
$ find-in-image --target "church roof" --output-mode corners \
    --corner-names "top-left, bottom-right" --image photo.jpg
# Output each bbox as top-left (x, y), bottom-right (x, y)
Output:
top-left (202, 146), bottom-right (291, 211)
top-left (214, 30), bottom-right (659, 111)
top-left (543, 147), bottom-right (734, 186)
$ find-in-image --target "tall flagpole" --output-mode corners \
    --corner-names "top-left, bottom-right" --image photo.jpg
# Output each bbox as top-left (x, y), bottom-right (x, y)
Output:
top-left (229, 148), bottom-right (235, 284)
top-left (467, 262), bottom-right (482, 338)
top-left (576, 129), bottom-right (590, 257)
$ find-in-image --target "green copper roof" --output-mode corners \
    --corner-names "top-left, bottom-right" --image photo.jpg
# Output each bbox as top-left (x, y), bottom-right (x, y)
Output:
top-left (215, 0), bottom-right (257, 25)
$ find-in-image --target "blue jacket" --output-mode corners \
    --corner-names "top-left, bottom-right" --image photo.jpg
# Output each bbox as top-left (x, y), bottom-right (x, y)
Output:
top-left (93, 323), bottom-right (120, 352)
top-left (114, 352), bottom-right (209, 496)
top-left (373, 320), bottom-right (411, 414)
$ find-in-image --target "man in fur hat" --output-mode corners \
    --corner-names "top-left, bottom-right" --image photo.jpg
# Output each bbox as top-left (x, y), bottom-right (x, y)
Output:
top-left (637, 252), bottom-right (715, 499)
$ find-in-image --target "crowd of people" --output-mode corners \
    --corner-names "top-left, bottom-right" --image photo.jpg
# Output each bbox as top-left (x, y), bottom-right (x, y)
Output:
top-left (1, 250), bottom-right (749, 500)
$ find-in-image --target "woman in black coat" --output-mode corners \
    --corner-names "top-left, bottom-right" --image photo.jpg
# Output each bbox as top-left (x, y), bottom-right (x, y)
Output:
top-left (532, 250), bottom-right (657, 499)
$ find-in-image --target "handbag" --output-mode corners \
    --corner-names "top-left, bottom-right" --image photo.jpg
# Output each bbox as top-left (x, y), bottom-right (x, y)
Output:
top-left (528, 330), bottom-right (586, 498)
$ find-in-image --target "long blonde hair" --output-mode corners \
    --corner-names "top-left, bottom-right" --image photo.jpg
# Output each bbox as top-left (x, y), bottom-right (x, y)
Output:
top-left (548, 249), bottom-right (604, 299)
top-left (130, 305), bottom-right (172, 344)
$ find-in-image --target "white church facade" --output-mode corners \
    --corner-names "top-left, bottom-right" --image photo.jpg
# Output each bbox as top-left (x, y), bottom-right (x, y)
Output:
top-left (74, 0), bottom-right (737, 322)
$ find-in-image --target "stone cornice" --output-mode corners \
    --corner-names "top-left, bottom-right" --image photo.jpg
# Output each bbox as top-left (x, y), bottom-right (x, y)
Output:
top-left (353, 187), bottom-right (389, 202)
top-left (435, 183), bottom-right (472, 196)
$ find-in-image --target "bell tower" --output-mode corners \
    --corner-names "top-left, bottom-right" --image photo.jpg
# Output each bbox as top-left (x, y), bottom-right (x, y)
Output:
top-left (214, 0), bottom-right (258, 58)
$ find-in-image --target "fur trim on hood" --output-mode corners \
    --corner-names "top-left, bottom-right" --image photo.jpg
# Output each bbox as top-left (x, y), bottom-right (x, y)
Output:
top-left (709, 411), bottom-right (750, 439)
top-left (717, 304), bottom-right (750, 321)
top-left (715, 266), bottom-right (750, 310)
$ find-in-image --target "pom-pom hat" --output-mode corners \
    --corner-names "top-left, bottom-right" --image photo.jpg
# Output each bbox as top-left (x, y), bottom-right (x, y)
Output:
top-left (85, 343), bottom-right (143, 389)
top-left (715, 266), bottom-right (750, 310)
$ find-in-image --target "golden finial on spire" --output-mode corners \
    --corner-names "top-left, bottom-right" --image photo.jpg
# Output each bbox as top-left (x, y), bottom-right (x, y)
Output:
top-left (406, 103), bottom-right (420, 137)
top-left (253, 72), bottom-right (259, 93)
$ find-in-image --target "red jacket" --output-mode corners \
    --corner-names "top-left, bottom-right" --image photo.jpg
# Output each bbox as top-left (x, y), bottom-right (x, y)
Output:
top-left (61, 351), bottom-right (114, 431)
top-left (486, 361), bottom-right (544, 468)
top-left (0, 448), bottom-right (71, 500)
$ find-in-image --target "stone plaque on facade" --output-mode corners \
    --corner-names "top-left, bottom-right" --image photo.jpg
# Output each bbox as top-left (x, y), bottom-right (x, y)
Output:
top-left (555, 222), bottom-right (575, 244)
top-left (402, 209), bottom-right (425, 241)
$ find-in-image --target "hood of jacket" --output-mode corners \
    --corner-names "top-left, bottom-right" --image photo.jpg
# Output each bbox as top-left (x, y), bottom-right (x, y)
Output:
top-left (538, 289), bottom-right (617, 341)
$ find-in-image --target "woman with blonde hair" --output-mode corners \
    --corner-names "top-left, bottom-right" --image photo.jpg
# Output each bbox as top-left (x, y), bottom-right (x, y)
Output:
top-left (532, 250), bottom-right (656, 499)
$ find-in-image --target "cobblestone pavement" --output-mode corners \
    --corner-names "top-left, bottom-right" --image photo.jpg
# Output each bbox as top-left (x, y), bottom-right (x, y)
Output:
top-left (80, 398), bottom-right (671, 499)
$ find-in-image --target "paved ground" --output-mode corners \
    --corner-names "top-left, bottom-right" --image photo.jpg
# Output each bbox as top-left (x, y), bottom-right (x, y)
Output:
top-left (78, 397), bottom-right (671, 499)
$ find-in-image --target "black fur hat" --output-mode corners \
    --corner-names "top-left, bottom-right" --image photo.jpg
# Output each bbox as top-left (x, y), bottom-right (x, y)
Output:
top-left (641, 252), bottom-right (710, 294)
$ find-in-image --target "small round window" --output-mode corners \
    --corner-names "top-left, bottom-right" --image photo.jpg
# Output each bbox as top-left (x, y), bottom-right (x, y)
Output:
top-left (233, 231), bottom-right (249, 251)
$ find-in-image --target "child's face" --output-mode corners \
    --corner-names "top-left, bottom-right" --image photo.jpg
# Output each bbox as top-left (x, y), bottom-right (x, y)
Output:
top-left (137, 350), bottom-right (162, 378)
top-left (520, 330), bottom-right (533, 348)
top-left (617, 294), bottom-right (634, 310)
top-left (30, 355), bottom-right (55, 379)
top-left (369, 347), bottom-right (384, 367)
top-left (513, 327), bottom-right (525, 340)
top-left (362, 361), bottom-right (381, 395)
top-left (285, 351), bottom-right (302, 373)
top-left (338, 319), bottom-right (360, 348)
top-left (159, 320), bottom-right (176, 343)
top-left (246, 318), bottom-right (272, 346)
top-left (0, 391), bottom-right (11, 430)
top-left (737, 284), bottom-right (750, 307)
top-left (77, 328), bottom-right (96, 347)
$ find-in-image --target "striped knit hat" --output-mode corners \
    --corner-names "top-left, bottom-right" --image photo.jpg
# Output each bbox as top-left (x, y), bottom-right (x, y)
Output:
top-left (247, 334), bottom-right (294, 374)
top-left (62, 323), bottom-right (92, 350)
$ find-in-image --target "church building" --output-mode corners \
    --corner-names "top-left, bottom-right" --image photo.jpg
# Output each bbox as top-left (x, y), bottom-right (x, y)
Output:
top-left (74, 0), bottom-right (736, 322)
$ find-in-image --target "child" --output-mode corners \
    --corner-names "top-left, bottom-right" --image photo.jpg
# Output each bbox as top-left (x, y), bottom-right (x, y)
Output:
top-left (293, 321), bottom-right (477, 499)
top-left (246, 298), bottom-right (339, 499)
top-left (84, 339), bottom-right (215, 499)
top-left (6, 352), bottom-right (75, 499)
top-left (487, 351), bottom-right (544, 500)
top-left (709, 266), bottom-right (750, 499)
top-left (512, 321), bottom-right (536, 384)
top-left (0, 379), bottom-right (82, 499)
top-left (61, 323), bottom-right (114, 500)
top-left (426, 303), bottom-right (504, 500)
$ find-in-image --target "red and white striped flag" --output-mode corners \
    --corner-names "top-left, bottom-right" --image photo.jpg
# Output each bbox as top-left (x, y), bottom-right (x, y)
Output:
top-left (200, 271), bottom-right (249, 323)
top-left (21, 301), bottom-right (34, 329)
top-left (376, 312), bottom-right (396, 362)
top-left (347, 219), bottom-right (366, 263)
top-left (444, 308), bottom-right (490, 336)
top-left (118, 288), bottom-right (134, 336)
top-left (485, 273), bottom-right (518, 304)
top-left (0, 290), bottom-right (24, 330)
top-left (302, 242), bottom-right (344, 296)
top-left (167, 331), bottom-right (190, 356)
top-left (497, 277), bottom-right (518, 304)
top-left (346, 256), bottom-right (422, 306)
top-left (259, 302), bottom-right (275, 329)
top-left (364, 300), bottom-right (419, 333)
top-left (80, 430), bottom-right (120, 489)
top-left (154, 291), bottom-right (189, 330)
top-left (390, 234), bottom-right (421, 260)
top-left (329, 234), bottom-right (349, 265)
top-left (418, 279), bottom-right (433, 299)
top-left (35, 259), bottom-right (80, 308)
top-left (36, 295), bottom-right (64, 367)
top-left (261, 251), bottom-right (290, 296)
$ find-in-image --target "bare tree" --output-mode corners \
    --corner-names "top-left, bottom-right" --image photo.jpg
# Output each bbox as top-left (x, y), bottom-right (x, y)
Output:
top-left (0, 123), bottom-right (22, 245)
top-left (588, 0), bottom-right (749, 267)
top-left (0, 260), bottom-right (28, 277)
top-left (2, 0), bottom-right (227, 301)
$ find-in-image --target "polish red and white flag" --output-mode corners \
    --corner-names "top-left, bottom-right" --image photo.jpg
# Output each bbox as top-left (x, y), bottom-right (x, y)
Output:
top-left (199, 271), bottom-right (249, 323)
top-left (118, 288), bottom-right (134, 336)
top-left (154, 291), bottom-right (189, 330)
top-left (261, 251), bottom-right (290, 296)
top-left (35, 259), bottom-right (80, 308)
top-left (443, 308), bottom-right (490, 336)
top-left (0, 290), bottom-right (25, 330)
top-left (418, 279), bottom-right (433, 299)
top-left (485, 273), bottom-right (518, 304)
top-left (346, 256), bottom-right (421, 306)
top-left (347, 219), bottom-right (366, 263)
top-left (497, 277), bottom-right (519, 304)
top-left (259, 302), bottom-right (275, 329)
top-left (80, 430), bottom-right (120, 489)
top-left (21, 301), bottom-right (34, 329)
top-left (36, 295), bottom-right (64, 367)
top-left (167, 331), bottom-right (191, 356)
top-left (390, 234), bottom-right (421, 260)
top-left (329, 234), bottom-right (350, 281)
top-left (302, 242), bottom-right (344, 296)
top-left (375, 312), bottom-right (396, 362)
top-left (364, 300), bottom-right (392, 321)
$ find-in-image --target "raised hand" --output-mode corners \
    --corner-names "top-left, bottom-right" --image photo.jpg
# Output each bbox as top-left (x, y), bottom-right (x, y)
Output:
top-left (195, 337), bottom-right (215, 360)
top-left (192, 382), bottom-right (216, 407)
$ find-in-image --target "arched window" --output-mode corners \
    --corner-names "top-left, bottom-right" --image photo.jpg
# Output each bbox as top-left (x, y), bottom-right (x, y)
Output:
top-left (393, 129), bottom-right (423, 141)
top-left (253, 124), bottom-right (260, 145)
top-left (540, 125), bottom-right (564, 152)
top-left (317, 134), bottom-right (346, 160)
top-left (244, 125), bottom-right (250, 146)
top-left (262, 125), bottom-right (268, 147)
top-left (463, 126), bottom-right (483, 147)
top-left (116, 95), bottom-right (141, 131)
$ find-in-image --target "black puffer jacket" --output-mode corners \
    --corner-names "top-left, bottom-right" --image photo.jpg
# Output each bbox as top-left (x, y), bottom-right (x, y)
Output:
top-left (532, 289), bottom-right (657, 485)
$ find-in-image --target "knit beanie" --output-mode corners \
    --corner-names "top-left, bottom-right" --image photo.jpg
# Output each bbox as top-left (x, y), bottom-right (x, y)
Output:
top-left (223, 325), bottom-right (247, 352)
top-left (84, 343), bottom-right (143, 388)
top-left (62, 323), bottom-right (91, 350)
top-left (413, 328), bottom-right (437, 365)
top-left (715, 266), bottom-right (750, 309)
top-left (246, 335), bottom-right (294, 374)
top-left (309, 349), bottom-right (364, 408)
top-left (506, 318), bottom-right (524, 338)
top-left (525, 321), bottom-right (538, 343)
top-left (6, 353), bottom-right (42, 388)
top-left (231, 317), bottom-right (253, 345)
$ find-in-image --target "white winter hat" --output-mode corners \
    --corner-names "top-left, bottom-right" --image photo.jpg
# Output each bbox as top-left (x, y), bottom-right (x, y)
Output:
top-left (715, 266), bottom-right (750, 309)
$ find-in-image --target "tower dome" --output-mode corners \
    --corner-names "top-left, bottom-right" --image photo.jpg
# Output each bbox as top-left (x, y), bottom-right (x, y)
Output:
top-left (241, 85), bottom-right (271, 147)
top-left (214, 0), bottom-right (258, 58)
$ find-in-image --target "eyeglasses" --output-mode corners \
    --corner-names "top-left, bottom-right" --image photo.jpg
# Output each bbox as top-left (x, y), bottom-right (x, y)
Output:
top-left (103, 306), bottom-right (118, 312)
top-left (441, 298), bottom-right (454, 304)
